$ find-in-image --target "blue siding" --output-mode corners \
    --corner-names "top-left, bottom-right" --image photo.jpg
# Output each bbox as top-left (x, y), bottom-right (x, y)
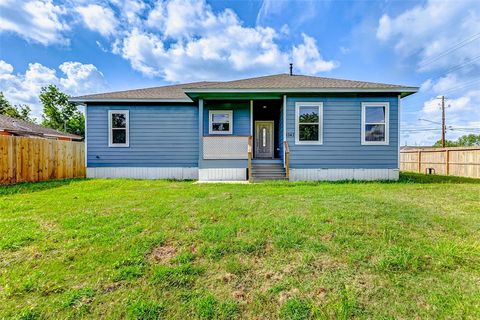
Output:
top-left (87, 104), bottom-right (198, 167)
top-left (203, 102), bottom-right (250, 136)
top-left (286, 96), bottom-right (399, 169)
top-left (86, 95), bottom-right (400, 171)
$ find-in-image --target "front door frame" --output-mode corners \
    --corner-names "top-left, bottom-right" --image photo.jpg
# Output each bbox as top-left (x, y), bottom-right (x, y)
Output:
top-left (254, 120), bottom-right (274, 158)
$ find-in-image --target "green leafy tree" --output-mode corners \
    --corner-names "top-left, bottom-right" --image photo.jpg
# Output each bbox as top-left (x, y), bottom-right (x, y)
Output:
top-left (433, 139), bottom-right (458, 147)
top-left (0, 92), bottom-right (35, 122)
top-left (433, 134), bottom-right (480, 147)
top-left (457, 134), bottom-right (480, 146)
top-left (40, 85), bottom-right (84, 137)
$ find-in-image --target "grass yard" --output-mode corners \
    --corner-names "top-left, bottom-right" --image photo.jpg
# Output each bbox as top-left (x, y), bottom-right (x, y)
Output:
top-left (1, 173), bottom-right (480, 319)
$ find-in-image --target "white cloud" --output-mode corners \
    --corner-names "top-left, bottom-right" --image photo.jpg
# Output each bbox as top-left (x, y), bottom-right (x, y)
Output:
top-left (76, 4), bottom-right (118, 37)
top-left (1, 0), bottom-right (336, 84)
top-left (292, 34), bottom-right (338, 74)
top-left (411, 91), bottom-right (480, 145)
top-left (118, 0), bottom-right (336, 82)
top-left (419, 79), bottom-right (433, 92)
top-left (0, 0), bottom-right (70, 45)
top-left (111, 0), bottom-right (147, 25)
top-left (376, 0), bottom-right (480, 71)
top-left (0, 60), bottom-right (14, 75)
top-left (422, 96), bottom-right (470, 114)
top-left (256, 0), bottom-right (288, 26)
top-left (59, 62), bottom-right (106, 95)
top-left (0, 60), bottom-right (106, 117)
top-left (256, 0), bottom-right (319, 29)
top-left (378, 0), bottom-right (480, 145)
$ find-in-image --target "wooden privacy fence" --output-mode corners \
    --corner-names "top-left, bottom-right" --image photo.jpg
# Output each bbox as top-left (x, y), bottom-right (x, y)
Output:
top-left (0, 136), bottom-right (85, 185)
top-left (400, 147), bottom-right (480, 179)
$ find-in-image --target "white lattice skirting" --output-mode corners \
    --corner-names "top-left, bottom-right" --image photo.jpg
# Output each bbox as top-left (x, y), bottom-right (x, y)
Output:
top-left (203, 136), bottom-right (248, 159)
top-left (198, 168), bottom-right (246, 181)
top-left (290, 169), bottom-right (399, 181)
top-left (87, 167), bottom-right (199, 180)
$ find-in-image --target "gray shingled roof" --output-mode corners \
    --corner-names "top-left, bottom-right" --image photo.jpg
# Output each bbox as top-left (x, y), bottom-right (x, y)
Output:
top-left (186, 74), bottom-right (415, 90)
top-left (70, 81), bottom-right (219, 102)
top-left (71, 74), bottom-right (417, 102)
top-left (0, 114), bottom-right (82, 140)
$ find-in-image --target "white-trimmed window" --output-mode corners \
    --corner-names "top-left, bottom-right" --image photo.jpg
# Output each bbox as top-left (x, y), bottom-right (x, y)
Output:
top-left (209, 110), bottom-right (233, 134)
top-left (295, 102), bottom-right (323, 144)
top-left (361, 102), bottom-right (389, 145)
top-left (108, 110), bottom-right (129, 147)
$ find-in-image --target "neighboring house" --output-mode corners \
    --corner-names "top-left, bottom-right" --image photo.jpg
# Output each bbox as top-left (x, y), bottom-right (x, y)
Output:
top-left (400, 146), bottom-right (435, 151)
top-left (71, 73), bottom-right (418, 181)
top-left (0, 114), bottom-right (82, 141)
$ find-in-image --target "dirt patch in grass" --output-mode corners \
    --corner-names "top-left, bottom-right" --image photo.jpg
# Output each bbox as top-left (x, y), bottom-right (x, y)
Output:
top-left (148, 244), bottom-right (176, 264)
top-left (278, 288), bottom-right (300, 304)
top-left (232, 289), bottom-right (246, 302)
top-left (220, 272), bottom-right (236, 283)
top-left (102, 282), bottom-right (124, 294)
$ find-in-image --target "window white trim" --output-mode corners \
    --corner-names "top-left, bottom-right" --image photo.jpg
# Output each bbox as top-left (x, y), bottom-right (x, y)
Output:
top-left (108, 110), bottom-right (129, 147)
top-left (295, 102), bottom-right (323, 145)
top-left (208, 110), bottom-right (233, 135)
top-left (361, 102), bottom-right (389, 145)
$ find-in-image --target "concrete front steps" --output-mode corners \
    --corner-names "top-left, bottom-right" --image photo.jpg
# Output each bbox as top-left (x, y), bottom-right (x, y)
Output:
top-left (251, 162), bottom-right (287, 182)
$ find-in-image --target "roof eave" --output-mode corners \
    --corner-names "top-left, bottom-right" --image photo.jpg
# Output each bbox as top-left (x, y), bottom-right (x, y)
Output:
top-left (184, 87), bottom-right (418, 94)
top-left (184, 87), bottom-right (419, 99)
top-left (69, 98), bottom-right (194, 103)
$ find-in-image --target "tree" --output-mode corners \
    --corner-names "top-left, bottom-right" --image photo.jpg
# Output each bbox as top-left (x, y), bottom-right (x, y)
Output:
top-left (457, 134), bottom-right (480, 146)
top-left (40, 85), bottom-right (84, 137)
top-left (433, 134), bottom-right (480, 147)
top-left (433, 139), bottom-right (458, 147)
top-left (0, 92), bottom-right (35, 122)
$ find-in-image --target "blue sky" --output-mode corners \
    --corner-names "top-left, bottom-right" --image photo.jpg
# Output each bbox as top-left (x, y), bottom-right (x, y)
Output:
top-left (0, 0), bottom-right (479, 145)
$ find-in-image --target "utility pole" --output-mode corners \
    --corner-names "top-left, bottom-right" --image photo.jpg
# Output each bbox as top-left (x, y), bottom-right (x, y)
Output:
top-left (432, 96), bottom-right (448, 147)
top-left (441, 95), bottom-right (446, 148)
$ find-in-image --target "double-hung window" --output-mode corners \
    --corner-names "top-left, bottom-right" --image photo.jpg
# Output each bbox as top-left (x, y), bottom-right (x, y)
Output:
top-left (361, 102), bottom-right (389, 145)
top-left (108, 110), bottom-right (129, 147)
top-left (209, 110), bottom-right (233, 134)
top-left (295, 102), bottom-right (323, 144)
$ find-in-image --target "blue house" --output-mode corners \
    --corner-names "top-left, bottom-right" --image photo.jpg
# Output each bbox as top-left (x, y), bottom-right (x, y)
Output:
top-left (71, 73), bottom-right (417, 182)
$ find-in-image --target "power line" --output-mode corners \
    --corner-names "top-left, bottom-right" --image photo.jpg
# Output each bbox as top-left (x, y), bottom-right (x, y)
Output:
top-left (418, 32), bottom-right (480, 69)
top-left (430, 54), bottom-right (480, 80)
top-left (401, 127), bottom-right (480, 132)
top-left (442, 78), bottom-right (480, 94)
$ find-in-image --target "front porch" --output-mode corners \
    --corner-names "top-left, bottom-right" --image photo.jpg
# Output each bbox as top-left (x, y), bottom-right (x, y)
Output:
top-left (198, 98), bottom-right (289, 181)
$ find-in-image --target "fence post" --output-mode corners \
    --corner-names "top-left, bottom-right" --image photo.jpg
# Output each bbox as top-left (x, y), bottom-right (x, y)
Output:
top-left (445, 149), bottom-right (450, 176)
top-left (417, 151), bottom-right (422, 173)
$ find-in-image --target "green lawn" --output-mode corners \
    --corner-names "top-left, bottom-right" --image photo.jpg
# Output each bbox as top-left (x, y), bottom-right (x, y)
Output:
top-left (1, 173), bottom-right (479, 319)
